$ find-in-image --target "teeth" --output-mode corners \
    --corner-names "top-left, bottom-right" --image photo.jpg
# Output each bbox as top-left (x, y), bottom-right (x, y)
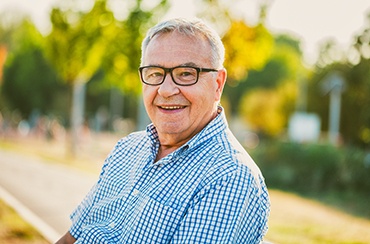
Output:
top-left (160, 106), bottom-right (183, 110)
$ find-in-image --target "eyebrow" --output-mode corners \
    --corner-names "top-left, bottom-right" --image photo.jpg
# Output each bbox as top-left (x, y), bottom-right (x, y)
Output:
top-left (182, 62), bottom-right (199, 67)
top-left (145, 62), bottom-right (201, 68)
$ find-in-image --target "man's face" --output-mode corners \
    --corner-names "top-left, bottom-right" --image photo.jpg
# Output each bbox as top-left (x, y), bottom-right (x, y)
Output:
top-left (141, 31), bottom-right (226, 145)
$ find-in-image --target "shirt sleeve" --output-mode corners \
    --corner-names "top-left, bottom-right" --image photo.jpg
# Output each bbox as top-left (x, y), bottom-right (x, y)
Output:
top-left (170, 170), bottom-right (270, 244)
top-left (68, 140), bottom-right (119, 239)
top-left (69, 182), bottom-right (98, 238)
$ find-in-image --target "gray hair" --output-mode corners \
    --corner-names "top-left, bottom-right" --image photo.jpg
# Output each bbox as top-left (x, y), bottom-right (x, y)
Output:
top-left (141, 18), bottom-right (225, 69)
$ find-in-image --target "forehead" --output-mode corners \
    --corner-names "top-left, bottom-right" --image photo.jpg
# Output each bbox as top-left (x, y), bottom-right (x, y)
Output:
top-left (143, 31), bottom-right (212, 67)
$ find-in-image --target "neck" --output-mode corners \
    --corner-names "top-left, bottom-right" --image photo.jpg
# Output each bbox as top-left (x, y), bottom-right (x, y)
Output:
top-left (155, 145), bottom-right (177, 162)
top-left (155, 134), bottom-right (188, 161)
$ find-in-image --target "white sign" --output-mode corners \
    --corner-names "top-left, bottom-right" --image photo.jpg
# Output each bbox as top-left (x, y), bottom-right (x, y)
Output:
top-left (288, 112), bottom-right (321, 143)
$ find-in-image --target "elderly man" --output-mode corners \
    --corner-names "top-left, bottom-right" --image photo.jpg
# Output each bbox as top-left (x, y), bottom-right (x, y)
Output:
top-left (56, 17), bottom-right (270, 244)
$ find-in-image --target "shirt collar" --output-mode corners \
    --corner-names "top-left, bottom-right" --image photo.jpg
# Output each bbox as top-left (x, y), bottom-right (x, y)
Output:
top-left (185, 106), bottom-right (227, 150)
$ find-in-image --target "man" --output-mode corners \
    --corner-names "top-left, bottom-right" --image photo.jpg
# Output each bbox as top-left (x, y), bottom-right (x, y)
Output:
top-left (56, 17), bottom-right (270, 244)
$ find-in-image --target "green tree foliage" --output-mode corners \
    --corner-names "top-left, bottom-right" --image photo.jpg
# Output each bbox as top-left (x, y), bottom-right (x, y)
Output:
top-left (239, 89), bottom-right (285, 136)
top-left (239, 81), bottom-right (297, 136)
top-left (3, 47), bottom-right (63, 118)
top-left (0, 10), bottom-right (30, 52)
top-left (45, 0), bottom-right (115, 85)
top-left (100, 0), bottom-right (169, 93)
top-left (1, 20), bottom-right (63, 118)
top-left (45, 1), bottom-right (115, 155)
top-left (344, 20), bottom-right (370, 146)
top-left (223, 35), bottom-right (305, 136)
top-left (197, 0), bottom-right (274, 83)
top-left (45, 0), bottom-right (170, 101)
top-left (197, 1), bottom-right (301, 137)
top-left (308, 12), bottom-right (370, 147)
top-left (222, 21), bottom-right (273, 83)
top-left (44, 0), bottom-right (169, 154)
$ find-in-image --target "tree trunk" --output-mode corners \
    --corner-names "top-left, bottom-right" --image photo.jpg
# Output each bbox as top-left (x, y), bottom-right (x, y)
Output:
top-left (109, 88), bottom-right (123, 131)
top-left (137, 95), bottom-right (150, 131)
top-left (69, 81), bottom-right (86, 157)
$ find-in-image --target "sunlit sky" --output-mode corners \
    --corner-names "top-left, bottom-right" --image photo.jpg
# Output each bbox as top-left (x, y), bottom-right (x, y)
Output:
top-left (0, 0), bottom-right (369, 65)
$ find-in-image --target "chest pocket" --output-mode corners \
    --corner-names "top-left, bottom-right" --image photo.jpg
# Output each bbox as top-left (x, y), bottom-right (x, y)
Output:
top-left (122, 191), bottom-right (183, 243)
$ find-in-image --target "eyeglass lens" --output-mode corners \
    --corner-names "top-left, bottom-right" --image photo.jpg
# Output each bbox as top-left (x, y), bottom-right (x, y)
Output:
top-left (142, 67), bottom-right (198, 85)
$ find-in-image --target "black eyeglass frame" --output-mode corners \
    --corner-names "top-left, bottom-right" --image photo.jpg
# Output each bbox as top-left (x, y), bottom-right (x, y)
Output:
top-left (139, 65), bottom-right (219, 86)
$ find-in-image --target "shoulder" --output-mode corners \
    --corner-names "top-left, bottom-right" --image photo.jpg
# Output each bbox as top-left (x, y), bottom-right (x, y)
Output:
top-left (101, 130), bottom-right (149, 169)
top-left (203, 128), bottom-right (266, 194)
top-left (117, 130), bottom-right (147, 145)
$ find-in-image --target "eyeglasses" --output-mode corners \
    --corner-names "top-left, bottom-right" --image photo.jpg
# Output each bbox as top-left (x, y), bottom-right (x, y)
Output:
top-left (139, 65), bottom-right (218, 86)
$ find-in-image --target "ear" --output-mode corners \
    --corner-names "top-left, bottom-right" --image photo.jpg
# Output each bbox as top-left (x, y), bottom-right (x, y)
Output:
top-left (215, 68), bottom-right (227, 101)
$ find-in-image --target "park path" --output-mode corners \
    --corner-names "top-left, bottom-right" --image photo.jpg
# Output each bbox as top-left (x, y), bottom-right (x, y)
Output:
top-left (0, 148), bottom-right (99, 243)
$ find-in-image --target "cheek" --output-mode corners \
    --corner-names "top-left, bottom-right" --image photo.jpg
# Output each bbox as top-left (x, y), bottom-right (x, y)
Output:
top-left (187, 87), bottom-right (216, 108)
top-left (142, 86), bottom-right (157, 107)
top-left (201, 82), bottom-right (220, 103)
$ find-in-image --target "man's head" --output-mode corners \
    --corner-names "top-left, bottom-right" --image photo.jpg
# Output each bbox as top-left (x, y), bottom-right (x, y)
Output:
top-left (139, 18), bottom-right (227, 146)
top-left (141, 18), bottom-right (225, 69)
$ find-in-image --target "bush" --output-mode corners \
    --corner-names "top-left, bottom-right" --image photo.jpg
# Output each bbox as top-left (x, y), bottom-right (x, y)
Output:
top-left (249, 140), bottom-right (370, 194)
top-left (341, 147), bottom-right (370, 192)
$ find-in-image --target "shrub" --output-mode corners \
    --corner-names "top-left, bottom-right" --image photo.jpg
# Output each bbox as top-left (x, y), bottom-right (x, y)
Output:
top-left (249, 140), bottom-right (370, 194)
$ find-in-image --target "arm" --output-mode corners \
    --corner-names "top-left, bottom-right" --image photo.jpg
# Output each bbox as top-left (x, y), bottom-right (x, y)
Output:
top-left (56, 139), bottom-right (127, 243)
top-left (55, 232), bottom-right (76, 244)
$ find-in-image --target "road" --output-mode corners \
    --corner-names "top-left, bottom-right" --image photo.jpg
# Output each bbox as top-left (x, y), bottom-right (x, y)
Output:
top-left (0, 148), bottom-right (98, 243)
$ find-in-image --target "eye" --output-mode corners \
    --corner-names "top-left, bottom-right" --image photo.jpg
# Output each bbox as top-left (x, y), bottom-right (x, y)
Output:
top-left (179, 71), bottom-right (193, 77)
top-left (144, 67), bottom-right (164, 80)
top-left (175, 67), bottom-right (197, 80)
top-left (149, 71), bottom-right (163, 78)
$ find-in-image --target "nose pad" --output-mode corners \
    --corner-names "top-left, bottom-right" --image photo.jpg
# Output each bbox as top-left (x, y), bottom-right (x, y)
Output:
top-left (163, 72), bottom-right (173, 83)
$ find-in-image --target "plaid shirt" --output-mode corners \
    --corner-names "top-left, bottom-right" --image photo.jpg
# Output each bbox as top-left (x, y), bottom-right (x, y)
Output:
top-left (69, 108), bottom-right (270, 243)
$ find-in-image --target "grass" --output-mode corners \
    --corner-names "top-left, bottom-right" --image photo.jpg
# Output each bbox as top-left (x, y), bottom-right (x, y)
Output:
top-left (304, 190), bottom-right (370, 220)
top-left (1, 134), bottom-right (370, 243)
top-left (266, 190), bottom-right (370, 244)
top-left (0, 199), bottom-right (48, 244)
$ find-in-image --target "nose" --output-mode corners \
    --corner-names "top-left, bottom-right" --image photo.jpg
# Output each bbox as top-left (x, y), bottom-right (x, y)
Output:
top-left (157, 73), bottom-right (180, 97)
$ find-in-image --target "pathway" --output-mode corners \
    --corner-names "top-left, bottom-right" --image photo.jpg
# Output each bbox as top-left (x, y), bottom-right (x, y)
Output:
top-left (0, 149), bottom-right (98, 243)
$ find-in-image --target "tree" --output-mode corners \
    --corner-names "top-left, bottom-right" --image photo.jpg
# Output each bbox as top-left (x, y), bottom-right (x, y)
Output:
top-left (1, 19), bottom-right (63, 119)
top-left (99, 0), bottom-right (169, 130)
top-left (3, 46), bottom-right (63, 118)
top-left (44, 0), bottom-right (169, 155)
top-left (0, 11), bottom-right (29, 114)
top-left (100, 0), bottom-right (169, 93)
top-left (45, 0), bottom-right (118, 155)
top-left (222, 21), bottom-right (273, 83)
top-left (307, 11), bottom-right (370, 147)
top-left (344, 14), bottom-right (370, 146)
top-left (229, 34), bottom-right (305, 136)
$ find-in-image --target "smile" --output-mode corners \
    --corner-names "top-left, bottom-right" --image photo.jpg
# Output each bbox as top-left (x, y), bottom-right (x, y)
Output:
top-left (159, 105), bottom-right (186, 110)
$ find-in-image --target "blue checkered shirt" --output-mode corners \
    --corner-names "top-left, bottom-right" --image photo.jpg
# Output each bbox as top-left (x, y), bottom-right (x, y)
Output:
top-left (69, 108), bottom-right (270, 243)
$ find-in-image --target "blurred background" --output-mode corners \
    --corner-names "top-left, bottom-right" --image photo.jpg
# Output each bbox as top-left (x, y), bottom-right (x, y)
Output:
top-left (0, 0), bottom-right (370, 243)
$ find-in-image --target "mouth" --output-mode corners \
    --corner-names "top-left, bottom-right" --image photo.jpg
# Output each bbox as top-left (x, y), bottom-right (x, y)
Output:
top-left (158, 105), bottom-right (186, 110)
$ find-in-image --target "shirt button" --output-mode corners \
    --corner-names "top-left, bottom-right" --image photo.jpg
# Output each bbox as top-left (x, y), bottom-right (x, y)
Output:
top-left (132, 189), bottom-right (140, 196)
top-left (109, 222), bottom-right (115, 228)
